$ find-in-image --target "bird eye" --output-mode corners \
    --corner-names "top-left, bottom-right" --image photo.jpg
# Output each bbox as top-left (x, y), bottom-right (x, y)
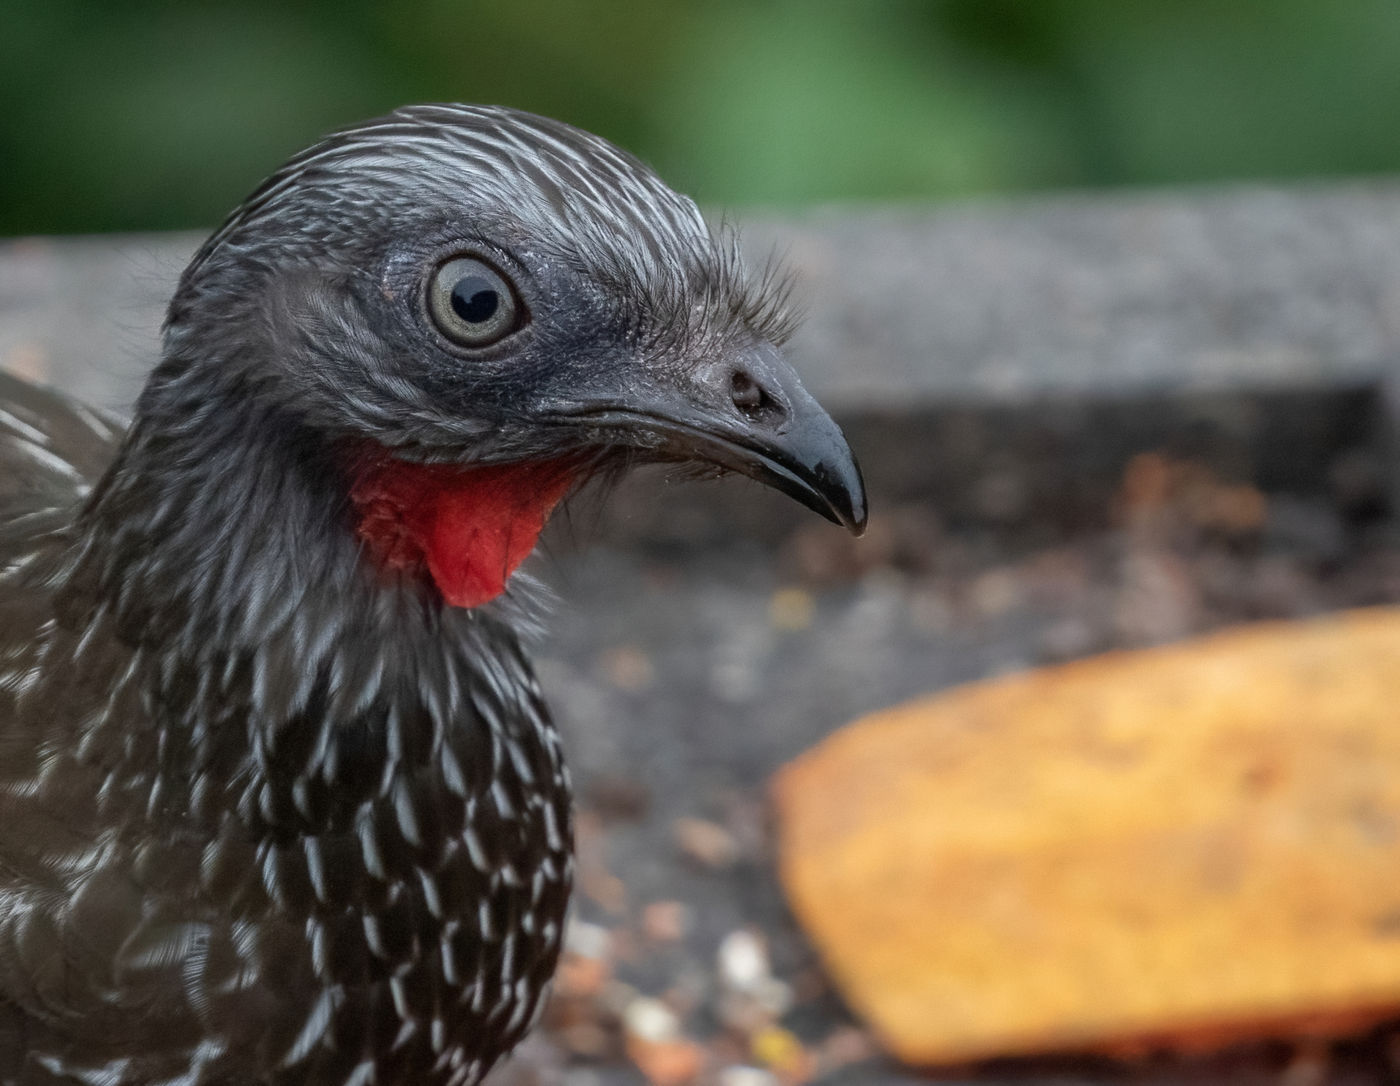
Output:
top-left (427, 256), bottom-right (523, 348)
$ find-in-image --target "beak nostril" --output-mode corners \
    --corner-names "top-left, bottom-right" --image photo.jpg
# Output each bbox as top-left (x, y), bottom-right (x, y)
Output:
top-left (731, 371), bottom-right (761, 408)
top-left (730, 370), bottom-right (778, 422)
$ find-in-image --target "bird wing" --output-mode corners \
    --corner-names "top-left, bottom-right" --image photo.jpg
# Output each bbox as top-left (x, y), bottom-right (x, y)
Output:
top-left (0, 369), bottom-right (126, 514)
top-left (0, 367), bottom-right (120, 801)
top-left (0, 375), bottom-right (351, 1082)
top-left (0, 373), bottom-right (190, 1075)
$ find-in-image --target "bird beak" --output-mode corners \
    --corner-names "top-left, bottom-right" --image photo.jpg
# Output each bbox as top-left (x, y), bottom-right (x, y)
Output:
top-left (663, 344), bottom-right (868, 535)
top-left (550, 342), bottom-right (868, 535)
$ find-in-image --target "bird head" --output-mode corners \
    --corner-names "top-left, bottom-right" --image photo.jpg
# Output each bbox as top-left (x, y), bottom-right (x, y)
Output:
top-left (158, 104), bottom-right (865, 608)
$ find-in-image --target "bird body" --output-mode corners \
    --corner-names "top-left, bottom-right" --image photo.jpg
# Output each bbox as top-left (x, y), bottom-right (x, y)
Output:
top-left (0, 105), bottom-right (863, 1085)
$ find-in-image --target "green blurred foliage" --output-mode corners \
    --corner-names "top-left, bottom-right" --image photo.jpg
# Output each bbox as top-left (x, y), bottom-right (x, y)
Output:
top-left (3, 0), bottom-right (1400, 234)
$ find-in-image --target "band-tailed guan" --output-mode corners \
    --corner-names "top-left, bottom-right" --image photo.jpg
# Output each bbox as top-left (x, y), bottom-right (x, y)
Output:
top-left (0, 104), bottom-right (864, 1085)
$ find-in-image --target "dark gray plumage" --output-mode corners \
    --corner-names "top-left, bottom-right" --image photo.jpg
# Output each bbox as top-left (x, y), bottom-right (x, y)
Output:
top-left (0, 104), bottom-right (864, 1086)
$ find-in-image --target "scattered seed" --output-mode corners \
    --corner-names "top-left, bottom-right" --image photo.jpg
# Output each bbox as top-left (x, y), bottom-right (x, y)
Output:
top-left (717, 929), bottom-right (770, 992)
top-left (674, 817), bottom-right (740, 869)
top-left (642, 900), bottom-right (692, 943)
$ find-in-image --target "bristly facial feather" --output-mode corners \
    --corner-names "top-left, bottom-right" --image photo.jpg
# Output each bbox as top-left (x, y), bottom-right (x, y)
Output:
top-left (152, 105), bottom-right (797, 478)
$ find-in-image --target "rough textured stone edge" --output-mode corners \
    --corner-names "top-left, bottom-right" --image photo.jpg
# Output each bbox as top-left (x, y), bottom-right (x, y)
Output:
top-left (3, 182), bottom-right (1399, 416)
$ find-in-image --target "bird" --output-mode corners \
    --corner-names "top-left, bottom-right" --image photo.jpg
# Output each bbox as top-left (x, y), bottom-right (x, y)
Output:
top-left (0, 104), bottom-right (865, 1086)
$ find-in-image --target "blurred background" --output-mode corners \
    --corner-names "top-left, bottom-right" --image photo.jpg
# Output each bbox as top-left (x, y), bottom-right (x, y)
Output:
top-left (6, 4), bottom-right (1400, 1082)
top-left (5, 0), bottom-right (1400, 235)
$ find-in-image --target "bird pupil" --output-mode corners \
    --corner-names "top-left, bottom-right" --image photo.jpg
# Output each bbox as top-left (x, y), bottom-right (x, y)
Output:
top-left (451, 276), bottom-right (499, 324)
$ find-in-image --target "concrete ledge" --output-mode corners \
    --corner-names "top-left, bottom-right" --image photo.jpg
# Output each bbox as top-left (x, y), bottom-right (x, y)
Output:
top-left (3, 182), bottom-right (1399, 415)
top-left (757, 184), bottom-right (1400, 407)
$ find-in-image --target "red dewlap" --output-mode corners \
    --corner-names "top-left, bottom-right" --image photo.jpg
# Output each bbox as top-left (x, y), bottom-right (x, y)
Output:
top-left (350, 455), bottom-right (576, 608)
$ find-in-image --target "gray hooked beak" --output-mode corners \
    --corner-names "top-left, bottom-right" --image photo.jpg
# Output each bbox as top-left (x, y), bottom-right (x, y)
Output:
top-left (550, 342), bottom-right (867, 535)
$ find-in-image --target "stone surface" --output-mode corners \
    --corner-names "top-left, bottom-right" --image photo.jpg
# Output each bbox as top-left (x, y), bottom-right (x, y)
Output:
top-left (773, 608), bottom-right (1400, 1067)
top-left (749, 186), bottom-right (1400, 408)
top-left (5, 182), bottom-right (1400, 416)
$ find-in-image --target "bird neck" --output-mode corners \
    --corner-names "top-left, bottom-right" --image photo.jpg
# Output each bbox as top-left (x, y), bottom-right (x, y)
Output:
top-left (75, 371), bottom-right (573, 642)
top-left (72, 388), bottom-right (360, 646)
top-left (55, 379), bottom-right (566, 836)
top-left (63, 380), bottom-right (550, 728)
